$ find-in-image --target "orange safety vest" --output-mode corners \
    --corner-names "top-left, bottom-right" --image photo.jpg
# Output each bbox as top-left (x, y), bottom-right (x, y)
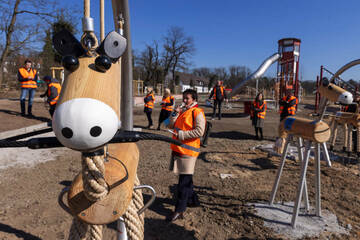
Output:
top-left (144, 93), bottom-right (155, 109)
top-left (213, 86), bottom-right (224, 100)
top-left (161, 95), bottom-right (174, 111)
top-left (253, 100), bottom-right (267, 119)
top-left (19, 68), bottom-right (37, 88)
top-left (48, 82), bottom-right (62, 105)
top-left (171, 107), bottom-right (205, 157)
top-left (280, 96), bottom-right (297, 115)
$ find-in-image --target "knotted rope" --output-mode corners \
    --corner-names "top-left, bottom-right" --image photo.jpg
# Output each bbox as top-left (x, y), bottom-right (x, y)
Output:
top-left (68, 152), bottom-right (144, 240)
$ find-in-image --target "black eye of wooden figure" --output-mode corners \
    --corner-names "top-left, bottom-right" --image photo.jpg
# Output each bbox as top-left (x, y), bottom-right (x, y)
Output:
top-left (62, 55), bottom-right (79, 72)
top-left (95, 55), bottom-right (112, 72)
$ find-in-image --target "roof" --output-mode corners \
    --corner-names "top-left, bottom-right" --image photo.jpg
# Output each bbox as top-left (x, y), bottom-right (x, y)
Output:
top-left (177, 72), bottom-right (210, 86)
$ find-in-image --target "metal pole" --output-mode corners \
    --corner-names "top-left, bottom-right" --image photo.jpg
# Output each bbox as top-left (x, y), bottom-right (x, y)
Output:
top-left (269, 136), bottom-right (291, 205)
top-left (315, 143), bottom-right (321, 217)
top-left (119, 0), bottom-right (133, 130)
top-left (297, 137), bottom-right (309, 211)
top-left (117, 217), bottom-right (128, 240)
top-left (321, 142), bottom-right (331, 167)
top-left (291, 141), bottom-right (312, 228)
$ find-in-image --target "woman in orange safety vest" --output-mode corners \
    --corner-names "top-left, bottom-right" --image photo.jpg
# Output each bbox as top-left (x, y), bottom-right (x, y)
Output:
top-left (157, 88), bottom-right (175, 130)
top-left (167, 89), bottom-right (206, 222)
top-left (144, 87), bottom-right (155, 129)
top-left (40, 76), bottom-right (62, 117)
top-left (251, 92), bottom-right (267, 140)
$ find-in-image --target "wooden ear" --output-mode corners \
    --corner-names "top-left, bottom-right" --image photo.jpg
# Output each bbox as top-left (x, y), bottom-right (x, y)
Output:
top-left (96, 31), bottom-right (127, 62)
top-left (53, 29), bottom-right (85, 57)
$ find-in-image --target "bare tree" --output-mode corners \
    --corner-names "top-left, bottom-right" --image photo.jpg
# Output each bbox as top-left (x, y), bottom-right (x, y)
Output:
top-left (0, 0), bottom-right (61, 88)
top-left (162, 26), bottom-right (195, 89)
top-left (136, 40), bottom-right (162, 87)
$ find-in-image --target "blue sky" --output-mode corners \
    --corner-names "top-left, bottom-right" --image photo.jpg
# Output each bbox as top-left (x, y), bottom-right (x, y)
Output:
top-left (61, 0), bottom-right (360, 82)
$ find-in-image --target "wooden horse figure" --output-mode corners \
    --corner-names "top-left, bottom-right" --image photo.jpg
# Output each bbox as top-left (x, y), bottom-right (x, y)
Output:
top-left (52, 1), bottom-right (152, 239)
top-left (329, 106), bottom-right (360, 157)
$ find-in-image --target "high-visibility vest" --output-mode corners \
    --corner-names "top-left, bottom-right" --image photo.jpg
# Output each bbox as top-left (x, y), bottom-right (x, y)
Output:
top-left (213, 86), bottom-right (224, 100)
top-left (280, 96), bottom-right (297, 116)
top-left (161, 95), bottom-right (174, 111)
top-left (48, 82), bottom-right (62, 105)
top-left (19, 68), bottom-right (37, 88)
top-left (171, 107), bottom-right (205, 157)
top-left (144, 93), bottom-right (155, 109)
top-left (253, 100), bottom-right (267, 119)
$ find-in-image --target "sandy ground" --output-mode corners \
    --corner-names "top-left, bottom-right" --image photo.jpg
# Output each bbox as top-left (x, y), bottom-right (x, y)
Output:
top-left (0, 91), bottom-right (360, 239)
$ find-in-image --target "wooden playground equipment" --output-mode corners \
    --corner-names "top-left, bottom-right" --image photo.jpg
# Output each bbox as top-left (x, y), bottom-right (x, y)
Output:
top-left (329, 109), bottom-right (360, 156)
top-left (270, 77), bottom-right (353, 228)
top-left (50, 66), bottom-right (65, 83)
top-left (271, 117), bottom-right (331, 228)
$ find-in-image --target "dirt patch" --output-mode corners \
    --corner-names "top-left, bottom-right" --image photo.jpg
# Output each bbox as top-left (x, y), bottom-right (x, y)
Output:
top-left (0, 95), bottom-right (359, 239)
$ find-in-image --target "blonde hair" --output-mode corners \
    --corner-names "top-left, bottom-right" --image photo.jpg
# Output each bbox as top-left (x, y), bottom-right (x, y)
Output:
top-left (164, 88), bottom-right (171, 96)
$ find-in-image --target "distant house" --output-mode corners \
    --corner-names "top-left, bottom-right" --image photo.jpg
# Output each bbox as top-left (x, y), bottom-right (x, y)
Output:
top-left (177, 72), bottom-right (210, 93)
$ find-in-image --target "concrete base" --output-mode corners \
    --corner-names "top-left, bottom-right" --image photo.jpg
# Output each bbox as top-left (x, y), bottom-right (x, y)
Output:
top-left (248, 202), bottom-right (349, 239)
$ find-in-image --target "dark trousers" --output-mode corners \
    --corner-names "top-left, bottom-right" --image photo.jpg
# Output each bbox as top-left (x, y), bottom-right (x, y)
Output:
top-left (212, 100), bottom-right (222, 119)
top-left (175, 174), bottom-right (199, 213)
top-left (145, 109), bottom-right (153, 126)
top-left (49, 104), bottom-right (56, 117)
top-left (158, 109), bottom-right (171, 128)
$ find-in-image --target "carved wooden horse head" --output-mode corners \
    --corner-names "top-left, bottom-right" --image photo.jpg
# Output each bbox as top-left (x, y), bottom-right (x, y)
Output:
top-left (52, 30), bottom-right (143, 225)
top-left (52, 29), bottom-right (126, 151)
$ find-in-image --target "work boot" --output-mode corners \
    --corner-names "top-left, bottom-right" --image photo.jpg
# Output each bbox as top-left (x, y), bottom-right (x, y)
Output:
top-left (20, 101), bottom-right (25, 116)
top-left (27, 106), bottom-right (33, 117)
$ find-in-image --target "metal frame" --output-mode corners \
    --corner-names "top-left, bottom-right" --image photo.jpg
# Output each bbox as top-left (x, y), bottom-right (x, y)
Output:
top-left (269, 135), bottom-right (331, 228)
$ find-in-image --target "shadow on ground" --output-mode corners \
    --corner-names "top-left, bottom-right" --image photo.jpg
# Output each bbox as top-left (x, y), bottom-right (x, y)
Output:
top-left (0, 222), bottom-right (41, 240)
top-left (210, 131), bottom-right (255, 140)
top-left (0, 109), bottom-right (50, 122)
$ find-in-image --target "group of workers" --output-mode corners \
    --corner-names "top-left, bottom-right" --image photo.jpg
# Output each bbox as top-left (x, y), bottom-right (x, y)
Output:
top-left (17, 59), bottom-right (61, 118)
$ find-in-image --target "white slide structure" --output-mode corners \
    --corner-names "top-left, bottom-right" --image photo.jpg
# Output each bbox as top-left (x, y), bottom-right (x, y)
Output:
top-left (229, 53), bottom-right (281, 97)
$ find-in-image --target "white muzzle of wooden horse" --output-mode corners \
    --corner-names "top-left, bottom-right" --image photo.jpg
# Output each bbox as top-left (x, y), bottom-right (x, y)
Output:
top-left (52, 98), bottom-right (120, 151)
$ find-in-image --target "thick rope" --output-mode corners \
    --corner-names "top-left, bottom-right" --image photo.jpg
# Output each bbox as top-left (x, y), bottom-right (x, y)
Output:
top-left (123, 176), bottom-right (145, 240)
top-left (68, 218), bottom-right (88, 240)
top-left (68, 154), bottom-right (108, 240)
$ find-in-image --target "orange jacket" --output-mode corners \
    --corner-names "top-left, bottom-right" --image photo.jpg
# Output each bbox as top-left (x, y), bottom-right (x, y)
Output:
top-left (18, 67), bottom-right (38, 88)
top-left (171, 107), bottom-right (205, 157)
top-left (212, 86), bottom-right (225, 100)
top-left (280, 95), bottom-right (297, 116)
top-left (253, 100), bottom-right (267, 119)
top-left (47, 82), bottom-right (62, 105)
top-left (161, 95), bottom-right (174, 111)
top-left (144, 93), bottom-right (155, 109)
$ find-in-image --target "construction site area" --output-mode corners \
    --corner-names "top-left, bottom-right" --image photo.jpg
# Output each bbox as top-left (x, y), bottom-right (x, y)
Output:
top-left (0, 90), bottom-right (359, 239)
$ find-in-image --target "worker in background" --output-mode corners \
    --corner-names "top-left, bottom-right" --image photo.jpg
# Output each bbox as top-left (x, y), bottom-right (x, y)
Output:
top-left (157, 88), bottom-right (174, 130)
top-left (279, 91), bottom-right (298, 121)
top-left (208, 80), bottom-right (228, 120)
top-left (18, 59), bottom-right (39, 117)
top-left (40, 76), bottom-right (61, 117)
top-left (167, 89), bottom-right (206, 222)
top-left (144, 87), bottom-right (155, 129)
top-left (251, 92), bottom-right (267, 140)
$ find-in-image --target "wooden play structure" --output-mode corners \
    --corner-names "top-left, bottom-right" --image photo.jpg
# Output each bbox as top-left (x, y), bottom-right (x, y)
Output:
top-left (329, 109), bottom-right (360, 156)
top-left (50, 67), bottom-right (65, 83)
top-left (270, 77), bottom-right (353, 228)
top-left (270, 117), bottom-right (331, 228)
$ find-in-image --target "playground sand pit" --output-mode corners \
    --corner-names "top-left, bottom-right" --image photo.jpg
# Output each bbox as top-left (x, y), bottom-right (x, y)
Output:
top-left (0, 93), bottom-right (360, 239)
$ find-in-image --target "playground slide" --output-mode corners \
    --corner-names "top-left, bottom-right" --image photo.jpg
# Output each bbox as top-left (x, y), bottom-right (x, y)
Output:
top-left (229, 53), bottom-right (280, 97)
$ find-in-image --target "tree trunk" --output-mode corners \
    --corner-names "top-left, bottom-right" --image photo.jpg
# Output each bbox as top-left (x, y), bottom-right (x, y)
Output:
top-left (0, 0), bottom-right (21, 89)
